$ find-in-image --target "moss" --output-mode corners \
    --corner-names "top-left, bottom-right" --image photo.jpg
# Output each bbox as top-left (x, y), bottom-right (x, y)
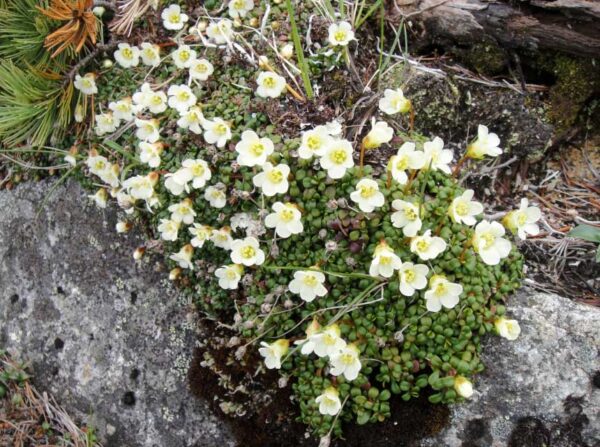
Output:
top-left (456, 42), bottom-right (507, 76)
top-left (536, 54), bottom-right (600, 133)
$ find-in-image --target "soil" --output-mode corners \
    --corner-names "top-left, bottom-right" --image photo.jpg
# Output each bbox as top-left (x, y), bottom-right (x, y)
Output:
top-left (188, 321), bottom-right (449, 447)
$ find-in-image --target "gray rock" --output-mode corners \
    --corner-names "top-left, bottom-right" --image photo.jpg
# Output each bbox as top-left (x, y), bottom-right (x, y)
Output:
top-left (0, 180), bottom-right (235, 447)
top-left (424, 290), bottom-right (600, 447)
top-left (1, 179), bottom-right (599, 447)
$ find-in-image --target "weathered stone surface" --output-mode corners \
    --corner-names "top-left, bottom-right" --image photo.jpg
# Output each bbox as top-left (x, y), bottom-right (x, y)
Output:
top-left (1, 180), bottom-right (599, 447)
top-left (424, 291), bottom-right (600, 447)
top-left (0, 180), bottom-right (235, 447)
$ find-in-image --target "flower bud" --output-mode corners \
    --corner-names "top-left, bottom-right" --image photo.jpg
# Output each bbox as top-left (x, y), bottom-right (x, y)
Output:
top-left (92, 6), bottom-right (105, 17)
top-left (258, 55), bottom-right (269, 68)
top-left (133, 247), bottom-right (145, 260)
top-left (169, 268), bottom-right (182, 280)
top-left (102, 59), bottom-right (113, 68)
top-left (116, 221), bottom-right (132, 233)
top-left (454, 376), bottom-right (473, 399)
top-left (74, 104), bottom-right (84, 123)
top-left (281, 43), bottom-right (294, 59)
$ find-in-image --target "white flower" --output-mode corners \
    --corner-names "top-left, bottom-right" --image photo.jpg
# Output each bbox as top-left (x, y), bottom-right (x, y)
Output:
top-left (280, 43), bottom-right (294, 59)
top-left (189, 58), bottom-right (214, 81)
top-left (171, 45), bottom-right (197, 69)
top-left (423, 137), bottom-right (453, 174)
top-left (350, 178), bottom-right (385, 213)
top-left (204, 185), bottom-right (227, 208)
top-left (362, 119), bottom-right (393, 149)
top-left (316, 387), bottom-right (342, 416)
top-left (94, 113), bottom-right (119, 136)
top-left (235, 130), bottom-right (275, 167)
top-left (161, 4), bottom-right (188, 30)
top-left (108, 98), bottom-right (138, 122)
top-left (255, 71), bottom-right (287, 98)
top-left (323, 119), bottom-right (343, 136)
top-left (164, 167), bottom-right (193, 196)
top-left (410, 230), bottom-right (447, 260)
top-left (253, 162), bottom-right (290, 197)
top-left (64, 154), bottom-right (77, 166)
top-left (472, 220), bottom-right (512, 265)
top-left (206, 19), bottom-right (234, 44)
top-left (454, 376), bottom-right (473, 399)
top-left (312, 324), bottom-right (346, 358)
top-left (391, 199), bottom-right (422, 237)
top-left (398, 262), bottom-right (429, 297)
top-left (145, 89), bottom-right (168, 114)
top-left (211, 227), bottom-right (234, 250)
top-left (369, 241), bottom-right (402, 278)
top-left (167, 84), bottom-right (197, 112)
top-left (87, 155), bottom-right (120, 187)
top-left (139, 142), bottom-right (164, 168)
top-left (467, 125), bottom-right (502, 159)
top-left (294, 319), bottom-right (321, 355)
top-left (230, 237), bottom-right (265, 266)
top-left (328, 21), bottom-right (354, 47)
top-left (495, 317), bottom-right (521, 340)
top-left (379, 88), bottom-right (411, 115)
top-left (122, 172), bottom-right (158, 201)
top-left (177, 106), bottom-right (205, 134)
top-left (502, 198), bottom-right (541, 240)
top-left (140, 42), bottom-right (161, 67)
top-left (114, 43), bottom-right (140, 68)
top-left (74, 104), bottom-right (84, 123)
top-left (202, 117), bottom-right (232, 148)
top-left (215, 264), bottom-right (244, 289)
top-left (131, 82), bottom-right (155, 111)
top-left (168, 198), bottom-right (196, 224)
top-left (424, 276), bottom-right (463, 312)
top-left (448, 189), bottom-right (483, 226)
top-left (264, 202), bottom-right (303, 238)
top-left (157, 218), bottom-right (180, 241)
top-left (169, 244), bottom-right (194, 270)
top-left (258, 339), bottom-right (289, 369)
top-left (320, 139), bottom-right (354, 179)
top-left (116, 190), bottom-right (135, 212)
top-left (288, 270), bottom-right (327, 302)
top-left (89, 189), bottom-right (108, 208)
top-left (74, 73), bottom-right (97, 95)
top-left (329, 344), bottom-right (361, 381)
top-left (189, 224), bottom-right (213, 248)
top-left (182, 158), bottom-right (211, 189)
top-left (388, 142), bottom-right (426, 184)
top-left (228, 0), bottom-right (253, 18)
top-left (298, 126), bottom-right (333, 159)
top-left (135, 118), bottom-right (160, 143)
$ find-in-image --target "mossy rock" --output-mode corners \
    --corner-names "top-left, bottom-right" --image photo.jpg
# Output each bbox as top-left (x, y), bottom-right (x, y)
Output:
top-left (382, 65), bottom-right (554, 162)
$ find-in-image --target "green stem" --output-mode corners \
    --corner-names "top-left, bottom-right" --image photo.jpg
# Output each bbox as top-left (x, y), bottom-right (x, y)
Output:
top-left (285, 0), bottom-right (314, 100)
top-left (355, 0), bottom-right (384, 29)
top-left (327, 281), bottom-right (384, 325)
top-left (263, 264), bottom-right (379, 281)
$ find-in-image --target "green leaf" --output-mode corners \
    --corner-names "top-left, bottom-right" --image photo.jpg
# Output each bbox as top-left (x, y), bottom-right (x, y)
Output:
top-left (568, 224), bottom-right (600, 243)
top-left (356, 410), bottom-right (371, 425)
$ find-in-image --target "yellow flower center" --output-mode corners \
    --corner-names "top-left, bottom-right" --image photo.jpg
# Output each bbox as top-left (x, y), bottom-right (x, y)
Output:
top-left (516, 212), bottom-right (527, 226)
top-left (267, 169), bottom-right (284, 184)
top-left (334, 30), bottom-right (347, 42)
top-left (302, 274), bottom-right (318, 287)
top-left (480, 232), bottom-right (495, 249)
top-left (404, 269), bottom-right (415, 283)
top-left (94, 160), bottom-right (106, 170)
top-left (434, 282), bottom-right (447, 296)
top-left (151, 95), bottom-right (163, 105)
top-left (241, 246), bottom-right (255, 259)
top-left (340, 353), bottom-right (354, 365)
top-left (177, 91), bottom-right (190, 101)
top-left (191, 165), bottom-right (205, 176)
top-left (122, 48), bottom-right (133, 59)
top-left (280, 208), bottom-right (295, 222)
top-left (455, 201), bottom-right (469, 216)
top-left (404, 206), bottom-right (417, 221)
top-left (117, 103), bottom-right (129, 112)
top-left (263, 76), bottom-right (276, 88)
top-left (226, 269), bottom-right (238, 279)
top-left (169, 12), bottom-right (181, 23)
top-left (395, 155), bottom-right (408, 171)
top-left (379, 255), bottom-right (391, 265)
top-left (195, 63), bottom-right (207, 73)
top-left (359, 184), bottom-right (376, 198)
top-left (251, 143), bottom-right (265, 156)
top-left (324, 333), bottom-right (336, 345)
top-left (416, 239), bottom-right (429, 252)
top-left (215, 123), bottom-right (228, 135)
top-left (179, 50), bottom-right (190, 61)
top-left (144, 48), bottom-right (156, 59)
top-left (233, 0), bottom-right (245, 8)
top-left (330, 148), bottom-right (347, 164)
top-left (307, 135), bottom-right (321, 150)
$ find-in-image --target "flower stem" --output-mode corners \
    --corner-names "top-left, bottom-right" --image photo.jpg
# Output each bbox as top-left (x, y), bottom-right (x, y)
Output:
top-left (452, 153), bottom-right (469, 178)
top-left (359, 141), bottom-right (366, 176)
